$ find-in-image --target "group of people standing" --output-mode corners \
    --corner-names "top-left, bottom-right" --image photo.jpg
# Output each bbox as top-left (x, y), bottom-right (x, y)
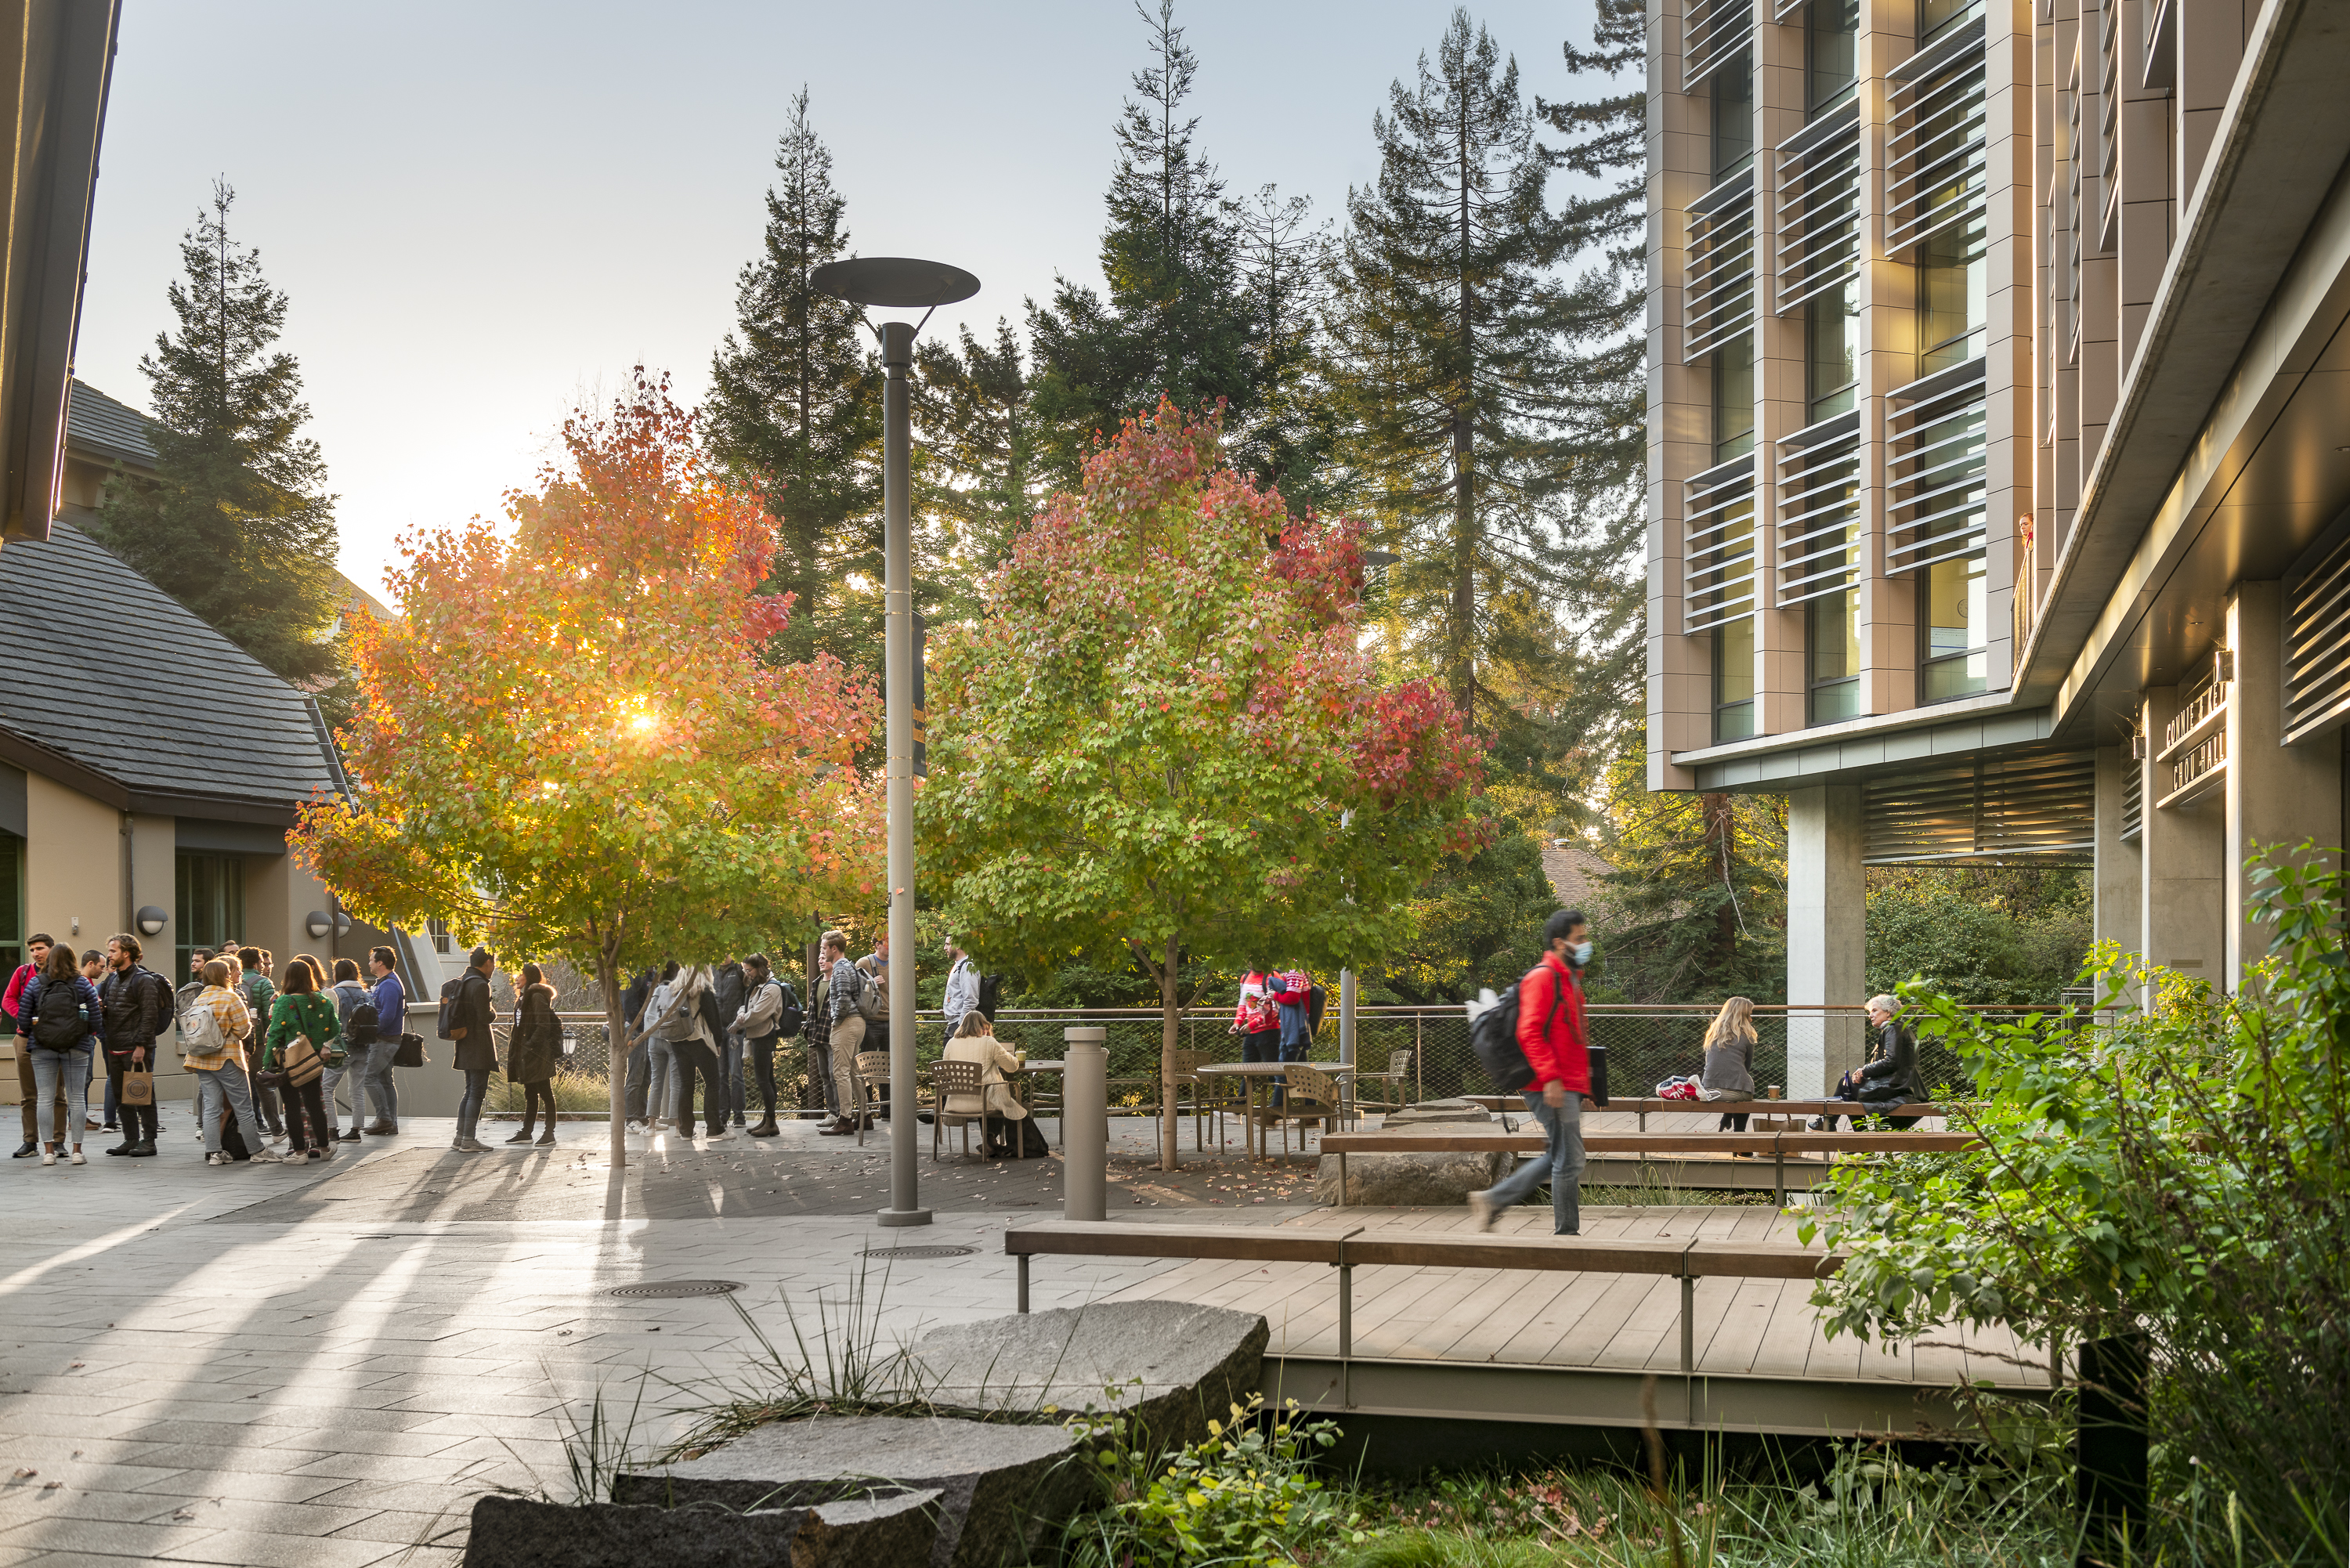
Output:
top-left (8, 931), bottom-right (410, 1168)
top-left (618, 949), bottom-right (803, 1140)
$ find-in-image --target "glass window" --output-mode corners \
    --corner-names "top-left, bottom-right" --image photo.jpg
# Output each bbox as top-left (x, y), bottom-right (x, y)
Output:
top-left (1920, 552), bottom-right (1989, 701)
top-left (0, 834), bottom-right (20, 979)
top-left (1712, 53), bottom-right (1753, 182)
top-left (1808, 589), bottom-right (1861, 724)
top-left (1917, 211), bottom-right (1987, 375)
top-left (1806, 280), bottom-right (1858, 423)
top-left (1808, 0), bottom-right (1859, 117)
top-left (1918, 0), bottom-right (1983, 45)
top-left (175, 853), bottom-right (244, 980)
top-left (1713, 331), bottom-right (1755, 462)
top-left (1713, 615), bottom-right (1756, 743)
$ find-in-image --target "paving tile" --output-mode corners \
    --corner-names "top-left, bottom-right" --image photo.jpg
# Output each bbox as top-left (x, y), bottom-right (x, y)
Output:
top-left (0, 1519), bottom-right (222, 1559)
top-left (125, 1471), bottom-right (352, 1505)
top-left (279, 1454), bottom-right (498, 1487)
top-left (253, 1428), bottom-right (467, 1460)
top-left (0, 1490), bottom-right (203, 1529)
top-left (132, 1498), bottom-right (384, 1540)
top-left (154, 1528), bottom-right (398, 1568)
top-left (323, 1508), bottom-right (470, 1548)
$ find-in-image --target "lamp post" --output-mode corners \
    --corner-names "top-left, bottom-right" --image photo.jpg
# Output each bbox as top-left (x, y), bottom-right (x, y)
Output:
top-left (812, 256), bottom-right (979, 1230)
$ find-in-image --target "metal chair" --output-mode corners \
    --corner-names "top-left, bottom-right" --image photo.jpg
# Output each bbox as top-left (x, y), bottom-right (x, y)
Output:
top-left (930, 1058), bottom-right (985, 1162)
top-left (1355, 1049), bottom-right (1417, 1116)
top-left (851, 1050), bottom-right (890, 1147)
top-left (1261, 1064), bottom-right (1343, 1156)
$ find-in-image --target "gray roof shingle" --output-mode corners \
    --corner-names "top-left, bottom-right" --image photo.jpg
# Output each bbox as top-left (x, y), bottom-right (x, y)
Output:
top-left (65, 378), bottom-right (159, 471)
top-left (0, 522), bottom-right (338, 818)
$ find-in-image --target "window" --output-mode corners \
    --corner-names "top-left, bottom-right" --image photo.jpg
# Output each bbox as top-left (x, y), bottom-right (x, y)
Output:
top-left (1808, 0), bottom-right (1859, 117)
top-left (1920, 552), bottom-right (1988, 700)
top-left (0, 835), bottom-right (20, 979)
top-left (1808, 588), bottom-right (1861, 723)
top-left (1807, 279), bottom-right (1858, 422)
top-left (1713, 331), bottom-right (1755, 461)
top-left (427, 917), bottom-right (454, 954)
top-left (175, 853), bottom-right (244, 980)
top-left (1712, 52), bottom-right (1753, 182)
top-left (1918, 0), bottom-right (1983, 45)
top-left (1916, 210), bottom-right (1986, 375)
top-left (1714, 614), bottom-right (1756, 742)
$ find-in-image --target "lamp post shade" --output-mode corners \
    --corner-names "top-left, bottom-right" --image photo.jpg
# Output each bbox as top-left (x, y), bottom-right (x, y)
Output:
top-left (810, 258), bottom-right (980, 309)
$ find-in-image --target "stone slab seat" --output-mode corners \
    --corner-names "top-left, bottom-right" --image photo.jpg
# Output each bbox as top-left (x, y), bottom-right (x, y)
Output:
top-left (463, 1487), bottom-right (941, 1568)
top-left (615, 1414), bottom-right (1075, 1568)
top-left (910, 1299), bottom-right (1268, 1455)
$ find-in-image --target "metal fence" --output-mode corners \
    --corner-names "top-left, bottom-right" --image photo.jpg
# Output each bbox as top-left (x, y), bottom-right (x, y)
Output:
top-left (477, 1001), bottom-right (2038, 1117)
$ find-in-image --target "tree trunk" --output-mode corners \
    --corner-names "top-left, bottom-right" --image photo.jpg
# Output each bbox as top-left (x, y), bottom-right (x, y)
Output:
top-left (1703, 791), bottom-right (1738, 974)
top-left (1159, 930), bottom-right (1180, 1172)
top-left (601, 925), bottom-right (628, 1174)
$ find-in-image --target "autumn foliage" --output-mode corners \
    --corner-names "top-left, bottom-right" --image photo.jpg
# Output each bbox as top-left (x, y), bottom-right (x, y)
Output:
top-left (921, 401), bottom-right (1483, 1166)
top-left (293, 374), bottom-right (884, 1104)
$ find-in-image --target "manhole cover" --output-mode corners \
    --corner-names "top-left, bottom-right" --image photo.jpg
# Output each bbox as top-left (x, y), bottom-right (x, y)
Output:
top-left (608, 1280), bottom-right (744, 1299)
top-left (862, 1245), bottom-right (977, 1260)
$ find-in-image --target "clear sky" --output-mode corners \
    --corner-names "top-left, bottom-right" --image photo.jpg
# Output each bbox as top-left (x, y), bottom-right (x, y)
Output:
top-left (74, 0), bottom-right (1611, 601)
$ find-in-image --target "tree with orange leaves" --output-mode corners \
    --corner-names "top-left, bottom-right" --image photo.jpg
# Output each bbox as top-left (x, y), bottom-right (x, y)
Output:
top-left (922, 402), bottom-right (1484, 1170)
top-left (292, 372), bottom-right (884, 1165)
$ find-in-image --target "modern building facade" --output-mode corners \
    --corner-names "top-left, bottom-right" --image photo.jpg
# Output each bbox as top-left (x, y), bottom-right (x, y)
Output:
top-left (1646, 0), bottom-right (2350, 1089)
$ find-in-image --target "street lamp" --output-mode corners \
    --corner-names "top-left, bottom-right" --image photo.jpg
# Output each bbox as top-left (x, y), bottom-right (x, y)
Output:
top-left (812, 255), bottom-right (980, 1231)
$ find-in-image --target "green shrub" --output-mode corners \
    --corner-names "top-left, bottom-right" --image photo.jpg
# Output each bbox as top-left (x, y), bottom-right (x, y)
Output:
top-left (1065, 1395), bottom-right (1358, 1567)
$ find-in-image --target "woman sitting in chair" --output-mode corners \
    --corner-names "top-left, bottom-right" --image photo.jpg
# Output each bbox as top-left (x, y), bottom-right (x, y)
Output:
top-left (940, 1010), bottom-right (1029, 1158)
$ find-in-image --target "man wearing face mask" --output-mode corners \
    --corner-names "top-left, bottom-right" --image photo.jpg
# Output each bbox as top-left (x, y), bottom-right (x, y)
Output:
top-left (1470, 909), bottom-right (1594, 1236)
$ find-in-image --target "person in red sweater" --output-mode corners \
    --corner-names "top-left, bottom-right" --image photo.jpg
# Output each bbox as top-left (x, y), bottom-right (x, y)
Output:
top-left (1470, 909), bottom-right (1593, 1235)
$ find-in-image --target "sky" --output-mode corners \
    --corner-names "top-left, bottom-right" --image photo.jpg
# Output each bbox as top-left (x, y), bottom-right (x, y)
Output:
top-left (74, 0), bottom-right (1610, 601)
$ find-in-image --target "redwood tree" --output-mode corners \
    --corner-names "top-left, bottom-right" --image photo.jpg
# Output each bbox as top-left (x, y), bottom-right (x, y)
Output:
top-left (921, 402), bottom-right (1484, 1169)
top-left (292, 373), bottom-right (884, 1166)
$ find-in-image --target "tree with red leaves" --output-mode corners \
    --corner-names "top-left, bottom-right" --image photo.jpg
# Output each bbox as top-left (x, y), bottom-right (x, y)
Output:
top-left (293, 372), bottom-right (884, 1167)
top-left (922, 402), bottom-right (1484, 1170)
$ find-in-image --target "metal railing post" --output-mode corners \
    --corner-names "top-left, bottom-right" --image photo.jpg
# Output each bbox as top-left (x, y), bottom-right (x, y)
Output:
top-left (1017, 1253), bottom-right (1029, 1313)
top-left (1680, 1271), bottom-right (1695, 1375)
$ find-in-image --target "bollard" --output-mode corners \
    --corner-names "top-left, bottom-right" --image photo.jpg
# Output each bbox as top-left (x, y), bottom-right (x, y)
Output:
top-left (1063, 1026), bottom-right (1107, 1221)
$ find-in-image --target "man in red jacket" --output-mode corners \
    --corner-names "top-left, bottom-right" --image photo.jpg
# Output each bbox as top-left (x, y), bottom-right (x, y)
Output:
top-left (1470, 909), bottom-right (1593, 1235)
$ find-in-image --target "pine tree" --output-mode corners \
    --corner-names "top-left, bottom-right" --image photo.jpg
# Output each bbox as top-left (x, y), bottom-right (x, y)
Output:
top-left (1229, 183), bottom-right (1340, 508)
top-left (1325, 9), bottom-right (1618, 757)
top-left (89, 179), bottom-right (341, 683)
top-left (1027, 1), bottom-right (1256, 486)
top-left (916, 320), bottom-right (1038, 623)
top-left (1535, 0), bottom-right (1650, 766)
top-left (705, 88), bottom-right (883, 670)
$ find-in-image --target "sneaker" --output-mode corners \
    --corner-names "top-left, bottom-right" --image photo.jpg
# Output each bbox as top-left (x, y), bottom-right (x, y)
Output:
top-left (68, 1149), bottom-right (85, 1165)
top-left (1467, 1190), bottom-right (1499, 1233)
top-left (748, 1122), bottom-right (780, 1138)
top-left (504, 1129), bottom-right (535, 1144)
top-left (363, 1122), bottom-right (396, 1136)
top-left (337, 1129), bottom-right (362, 1143)
top-left (204, 1151), bottom-right (230, 1167)
top-left (536, 1129), bottom-right (556, 1147)
top-left (246, 1149), bottom-right (285, 1165)
top-left (12, 1140), bottom-right (34, 1158)
top-left (41, 1149), bottom-right (56, 1165)
top-left (129, 1141), bottom-right (157, 1158)
top-left (105, 1141), bottom-right (135, 1157)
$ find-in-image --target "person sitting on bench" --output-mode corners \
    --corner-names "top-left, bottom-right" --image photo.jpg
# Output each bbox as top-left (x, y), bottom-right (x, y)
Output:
top-left (1813, 995), bottom-right (1926, 1131)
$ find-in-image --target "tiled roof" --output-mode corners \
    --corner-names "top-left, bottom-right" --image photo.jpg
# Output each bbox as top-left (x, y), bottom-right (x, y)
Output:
top-left (1542, 841), bottom-right (1615, 909)
top-left (65, 378), bottom-right (159, 470)
top-left (0, 522), bottom-right (338, 816)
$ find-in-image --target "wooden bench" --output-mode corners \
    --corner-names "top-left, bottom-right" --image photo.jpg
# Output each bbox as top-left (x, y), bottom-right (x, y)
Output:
top-left (1003, 1219), bottom-right (1846, 1382)
top-left (1463, 1094), bottom-right (1961, 1129)
top-left (1318, 1129), bottom-right (1981, 1208)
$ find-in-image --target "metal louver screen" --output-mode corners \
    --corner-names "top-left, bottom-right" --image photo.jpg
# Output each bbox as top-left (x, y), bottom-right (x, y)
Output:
top-left (2120, 750), bottom-right (2142, 844)
top-left (1864, 751), bottom-right (2095, 865)
top-left (2284, 526), bottom-right (2350, 745)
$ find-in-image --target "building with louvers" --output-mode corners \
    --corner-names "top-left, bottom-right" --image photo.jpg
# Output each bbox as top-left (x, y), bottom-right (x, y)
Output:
top-left (1646, 0), bottom-right (2349, 1090)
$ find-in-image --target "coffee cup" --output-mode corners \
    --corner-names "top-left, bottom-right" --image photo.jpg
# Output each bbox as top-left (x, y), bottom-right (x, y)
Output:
top-left (1766, 1085), bottom-right (1782, 1099)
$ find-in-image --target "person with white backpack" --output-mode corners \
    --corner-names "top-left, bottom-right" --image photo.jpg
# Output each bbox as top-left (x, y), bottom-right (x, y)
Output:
top-left (183, 958), bottom-right (277, 1165)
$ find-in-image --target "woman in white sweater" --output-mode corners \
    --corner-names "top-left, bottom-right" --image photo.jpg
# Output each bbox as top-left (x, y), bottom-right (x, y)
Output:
top-left (938, 1010), bottom-right (1029, 1156)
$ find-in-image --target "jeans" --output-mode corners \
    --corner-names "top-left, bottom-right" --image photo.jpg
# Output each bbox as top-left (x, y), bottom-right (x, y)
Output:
top-left (625, 1032), bottom-right (649, 1121)
top-left (747, 1034), bottom-right (779, 1124)
top-left (671, 1040), bottom-right (721, 1136)
top-left (723, 1034), bottom-right (745, 1123)
top-left (16, 1037), bottom-right (66, 1143)
top-left (361, 1041), bottom-right (399, 1125)
top-left (252, 1075), bottom-right (284, 1135)
top-left (28, 1046), bottom-right (90, 1148)
top-left (806, 1035), bottom-right (843, 1119)
top-left (456, 1068), bottom-right (490, 1140)
top-left (1242, 1028), bottom-right (1281, 1104)
top-left (194, 1060), bottom-right (268, 1154)
top-left (644, 1038), bottom-right (674, 1124)
top-left (1481, 1089), bottom-right (1585, 1235)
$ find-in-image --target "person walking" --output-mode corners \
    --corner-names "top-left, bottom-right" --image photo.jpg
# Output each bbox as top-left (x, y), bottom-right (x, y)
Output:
top-left (446, 947), bottom-right (499, 1152)
top-left (238, 945), bottom-right (285, 1140)
top-left (941, 938), bottom-right (979, 1029)
top-left (8, 932), bottom-right (64, 1158)
top-left (1469, 909), bottom-right (1595, 1237)
top-left (98, 934), bottom-right (173, 1158)
top-left (363, 946), bottom-right (406, 1135)
top-left (505, 962), bottom-right (562, 1146)
top-left (732, 952), bottom-right (788, 1138)
top-left (183, 957), bottom-right (277, 1165)
top-left (814, 930), bottom-right (866, 1135)
top-left (1701, 995), bottom-right (1759, 1134)
top-left (16, 940), bottom-right (101, 1165)
top-left (260, 957), bottom-right (342, 1162)
top-left (804, 930), bottom-right (860, 1142)
top-left (324, 958), bottom-right (373, 1143)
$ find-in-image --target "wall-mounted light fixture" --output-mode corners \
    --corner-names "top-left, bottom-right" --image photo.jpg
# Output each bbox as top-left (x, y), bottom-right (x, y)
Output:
top-left (135, 905), bottom-right (168, 938)
top-left (305, 910), bottom-right (333, 940)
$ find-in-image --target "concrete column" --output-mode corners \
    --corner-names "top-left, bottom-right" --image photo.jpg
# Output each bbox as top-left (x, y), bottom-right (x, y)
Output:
top-left (2138, 687), bottom-right (2225, 994)
top-left (1785, 783), bottom-right (1866, 1097)
top-left (2225, 583), bottom-right (2343, 988)
top-left (2091, 744), bottom-right (2142, 960)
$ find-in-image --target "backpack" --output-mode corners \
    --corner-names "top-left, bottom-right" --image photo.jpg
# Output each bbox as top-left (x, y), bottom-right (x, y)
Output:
top-left (1469, 977), bottom-right (1548, 1094)
top-left (436, 976), bottom-right (465, 1040)
top-left (975, 973), bottom-right (1002, 1023)
top-left (176, 999), bottom-right (226, 1060)
top-left (654, 978), bottom-right (703, 1042)
top-left (1307, 982), bottom-right (1329, 1040)
top-left (771, 981), bottom-right (804, 1040)
top-left (349, 1002), bottom-right (380, 1046)
top-left (31, 980), bottom-right (85, 1050)
top-left (852, 962), bottom-right (886, 1023)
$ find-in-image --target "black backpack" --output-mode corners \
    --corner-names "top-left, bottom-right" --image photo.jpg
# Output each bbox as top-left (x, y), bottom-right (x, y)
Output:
top-left (771, 980), bottom-right (804, 1040)
top-left (436, 976), bottom-right (465, 1040)
top-left (349, 1002), bottom-right (381, 1046)
top-left (1472, 967), bottom-right (1611, 1106)
top-left (976, 973), bottom-right (1003, 1022)
top-left (31, 980), bottom-right (85, 1049)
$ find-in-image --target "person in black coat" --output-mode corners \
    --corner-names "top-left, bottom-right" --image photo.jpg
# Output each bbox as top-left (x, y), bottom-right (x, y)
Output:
top-left (448, 948), bottom-right (500, 1153)
top-left (505, 963), bottom-right (562, 1147)
top-left (1853, 994), bottom-right (1926, 1129)
top-left (711, 959), bottom-right (747, 1128)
